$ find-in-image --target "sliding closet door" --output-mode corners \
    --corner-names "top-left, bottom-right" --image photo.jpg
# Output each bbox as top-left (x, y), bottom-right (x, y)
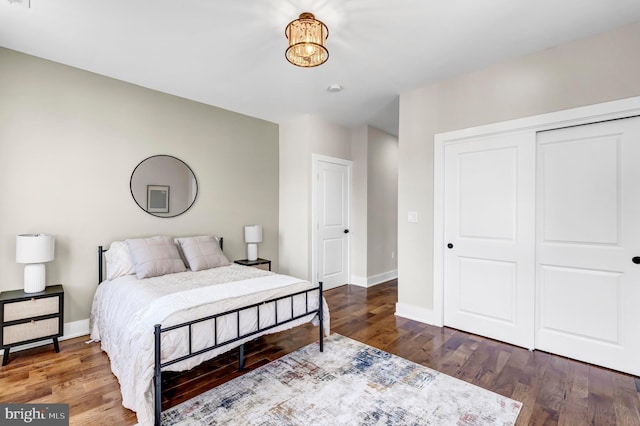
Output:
top-left (536, 117), bottom-right (640, 376)
top-left (443, 132), bottom-right (535, 349)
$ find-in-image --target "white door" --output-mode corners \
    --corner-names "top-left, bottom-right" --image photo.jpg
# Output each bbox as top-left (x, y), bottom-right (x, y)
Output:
top-left (316, 158), bottom-right (350, 290)
top-left (444, 132), bottom-right (536, 349)
top-left (536, 117), bottom-right (640, 376)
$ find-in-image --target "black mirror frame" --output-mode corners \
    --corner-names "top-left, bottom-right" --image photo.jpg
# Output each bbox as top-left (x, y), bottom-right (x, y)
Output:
top-left (130, 154), bottom-right (198, 218)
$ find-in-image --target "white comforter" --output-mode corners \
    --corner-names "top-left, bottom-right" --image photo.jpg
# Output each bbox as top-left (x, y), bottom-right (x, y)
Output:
top-left (90, 264), bottom-right (330, 426)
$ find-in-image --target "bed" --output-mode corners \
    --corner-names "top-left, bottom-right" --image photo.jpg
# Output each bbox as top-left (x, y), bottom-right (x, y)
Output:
top-left (89, 235), bottom-right (328, 426)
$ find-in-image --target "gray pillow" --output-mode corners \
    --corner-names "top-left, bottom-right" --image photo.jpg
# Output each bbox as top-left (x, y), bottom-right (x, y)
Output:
top-left (105, 241), bottom-right (136, 280)
top-left (125, 236), bottom-right (187, 279)
top-left (176, 236), bottom-right (230, 271)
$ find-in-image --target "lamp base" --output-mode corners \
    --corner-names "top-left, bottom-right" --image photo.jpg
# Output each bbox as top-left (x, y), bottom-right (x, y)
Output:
top-left (247, 243), bottom-right (258, 261)
top-left (24, 263), bottom-right (46, 293)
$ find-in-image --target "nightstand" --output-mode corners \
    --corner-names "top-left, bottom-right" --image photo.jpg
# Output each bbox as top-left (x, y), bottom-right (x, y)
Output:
top-left (234, 258), bottom-right (272, 271)
top-left (0, 285), bottom-right (64, 366)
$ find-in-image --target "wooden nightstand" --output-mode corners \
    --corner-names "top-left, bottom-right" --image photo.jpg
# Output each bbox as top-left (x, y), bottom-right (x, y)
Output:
top-left (234, 258), bottom-right (272, 271)
top-left (0, 285), bottom-right (64, 366)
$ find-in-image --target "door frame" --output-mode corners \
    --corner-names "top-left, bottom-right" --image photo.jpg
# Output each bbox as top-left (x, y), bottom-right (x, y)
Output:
top-left (311, 154), bottom-right (353, 286)
top-left (433, 95), bottom-right (640, 327)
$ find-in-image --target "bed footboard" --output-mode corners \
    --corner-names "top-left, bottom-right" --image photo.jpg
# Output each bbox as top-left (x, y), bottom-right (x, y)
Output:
top-left (153, 281), bottom-right (324, 425)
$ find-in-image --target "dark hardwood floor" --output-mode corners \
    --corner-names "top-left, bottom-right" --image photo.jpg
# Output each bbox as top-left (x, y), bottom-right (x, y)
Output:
top-left (1, 280), bottom-right (639, 425)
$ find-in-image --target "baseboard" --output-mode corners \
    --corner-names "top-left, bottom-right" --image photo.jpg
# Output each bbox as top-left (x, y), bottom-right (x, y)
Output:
top-left (64, 318), bottom-right (90, 339)
top-left (395, 302), bottom-right (438, 326)
top-left (0, 318), bottom-right (90, 356)
top-left (367, 270), bottom-right (398, 287)
top-left (351, 270), bottom-right (398, 288)
top-left (350, 275), bottom-right (368, 287)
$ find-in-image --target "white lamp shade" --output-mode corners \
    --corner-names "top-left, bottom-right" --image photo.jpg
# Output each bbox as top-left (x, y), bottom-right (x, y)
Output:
top-left (16, 234), bottom-right (55, 264)
top-left (244, 225), bottom-right (263, 243)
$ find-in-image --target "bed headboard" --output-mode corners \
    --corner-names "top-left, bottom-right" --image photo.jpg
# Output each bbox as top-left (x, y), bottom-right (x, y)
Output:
top-left (97, 237), bottom-right (224, 284)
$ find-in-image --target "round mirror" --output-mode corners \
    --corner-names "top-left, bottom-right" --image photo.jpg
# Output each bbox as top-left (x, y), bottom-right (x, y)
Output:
top-left (130, 155), bottom-right (198, 218)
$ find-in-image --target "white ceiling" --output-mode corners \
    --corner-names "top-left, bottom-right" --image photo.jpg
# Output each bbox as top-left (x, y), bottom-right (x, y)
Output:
top-left (2, 1), bottom-right (640, 136)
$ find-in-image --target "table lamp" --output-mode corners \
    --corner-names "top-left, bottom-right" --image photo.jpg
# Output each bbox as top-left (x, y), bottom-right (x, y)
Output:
top-left (16, 233), bottom-right (55, 293)
top-left (244, 225), bottom-right (262, 261)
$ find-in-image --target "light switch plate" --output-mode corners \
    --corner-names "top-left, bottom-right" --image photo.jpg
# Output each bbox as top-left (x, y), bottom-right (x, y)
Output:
top-left (408, 211), bottom-right (418, 223)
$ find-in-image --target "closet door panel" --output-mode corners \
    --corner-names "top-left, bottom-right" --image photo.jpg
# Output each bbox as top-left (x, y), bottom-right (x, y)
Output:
top-left (444, 132), bottom-right (535, 349)
top-left (536, 117), bottom-right (640, 376)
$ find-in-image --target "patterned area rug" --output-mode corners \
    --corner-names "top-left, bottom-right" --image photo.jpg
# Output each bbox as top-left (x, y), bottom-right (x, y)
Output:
top-left (162, 334), bottom-right (522, 425)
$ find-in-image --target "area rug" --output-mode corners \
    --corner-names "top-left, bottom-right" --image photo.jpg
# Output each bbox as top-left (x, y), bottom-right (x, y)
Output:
top-left (161, 334), bottom-right (522, 425)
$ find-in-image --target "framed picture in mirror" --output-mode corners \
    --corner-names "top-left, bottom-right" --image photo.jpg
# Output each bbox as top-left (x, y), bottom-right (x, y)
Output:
top-left (147, 185), bottom-right (170, 213)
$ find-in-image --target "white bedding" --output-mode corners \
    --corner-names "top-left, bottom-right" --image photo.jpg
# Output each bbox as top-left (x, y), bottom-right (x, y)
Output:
top-left (90, 264), bottom-right (330, 426)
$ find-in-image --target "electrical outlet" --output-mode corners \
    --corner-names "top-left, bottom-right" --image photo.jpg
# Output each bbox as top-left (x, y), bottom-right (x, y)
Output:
top-left (408, 211), bottom-right (418, 223)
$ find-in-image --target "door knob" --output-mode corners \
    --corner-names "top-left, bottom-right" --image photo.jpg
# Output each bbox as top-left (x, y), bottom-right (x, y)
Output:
top-left (344, 229), bottom-right (350, 234)
top-left (633, 257), bottom-right (640, 264)
top-left (447, 243), bottom-right (454, 249)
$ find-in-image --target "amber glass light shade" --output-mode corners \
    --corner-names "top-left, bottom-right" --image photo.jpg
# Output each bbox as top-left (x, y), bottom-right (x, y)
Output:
top-left (285, 12), bottom-right (329, 67)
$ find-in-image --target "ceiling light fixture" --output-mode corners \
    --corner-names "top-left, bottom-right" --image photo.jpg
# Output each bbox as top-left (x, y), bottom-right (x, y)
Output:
top-left (285, 12), bottom-right (329, 68)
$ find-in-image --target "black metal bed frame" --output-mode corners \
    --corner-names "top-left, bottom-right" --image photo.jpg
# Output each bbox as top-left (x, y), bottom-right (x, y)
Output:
top-left (97, 240), bottom-right (324, 426)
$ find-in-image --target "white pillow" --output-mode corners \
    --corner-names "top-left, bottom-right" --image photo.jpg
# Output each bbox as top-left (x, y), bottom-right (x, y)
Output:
top-left (125, 236), bottom-right (187, 279)
top-left (105, 241), bottom-right (136, 280)
top-left (175, 236), bottom-right (229, 271)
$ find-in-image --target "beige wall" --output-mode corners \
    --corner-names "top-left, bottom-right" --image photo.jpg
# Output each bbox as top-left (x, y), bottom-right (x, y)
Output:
top-left (278, 115), bottom-right (352, 280)
top-left (278, 116), bottom-right (312, 279)
top-left (367, 127), bottom-right (398, 279)
top-left (304, 124), bottom-right (399, 287)
top-left (279, 118), bottom-right (398, 287)
top-left (397, 22), bottom-right (640, 315)
top-left (349, 126), bottom-right (368, 282)
top-left (0, 47), bottom-right (279, 325)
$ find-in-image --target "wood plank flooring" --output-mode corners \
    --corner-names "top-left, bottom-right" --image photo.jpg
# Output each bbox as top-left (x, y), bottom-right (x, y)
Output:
top-left (1, 280), bottom-right (639, 425)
